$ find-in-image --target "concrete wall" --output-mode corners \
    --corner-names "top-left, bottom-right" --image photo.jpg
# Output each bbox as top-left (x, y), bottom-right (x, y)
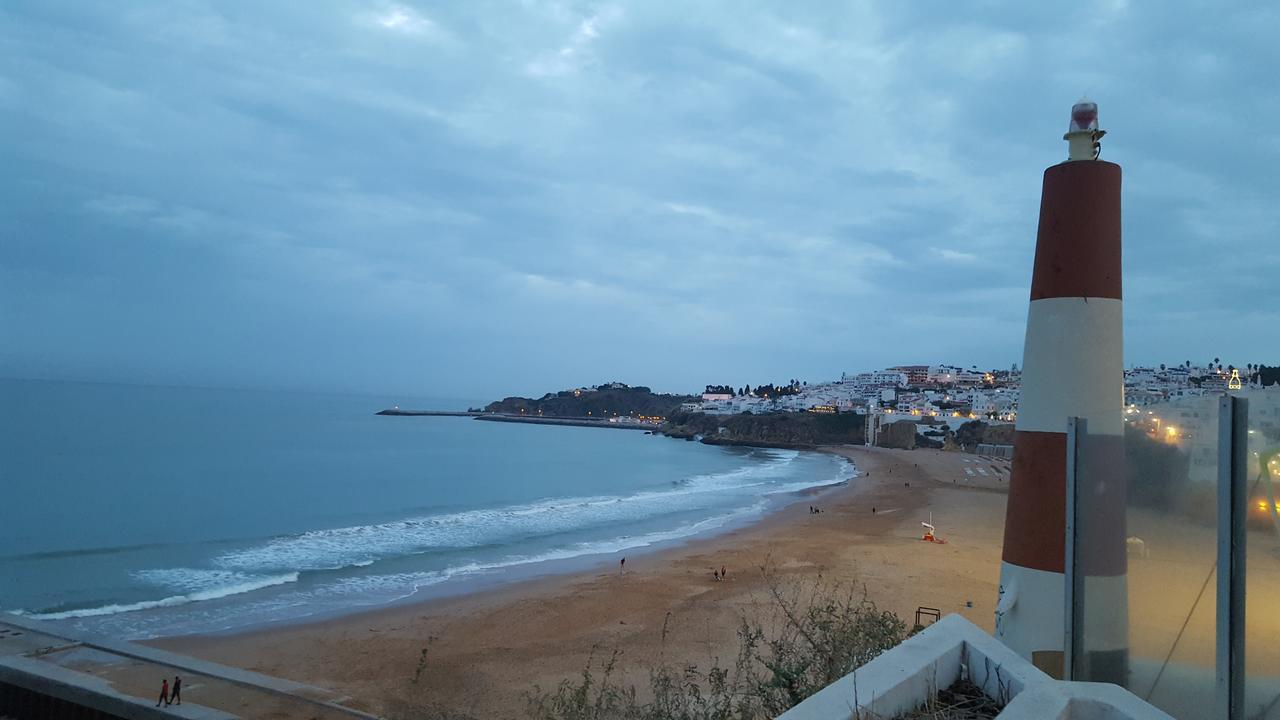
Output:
top-left (778, 614), bottom-right (1173, 720)
top-left (0, 656), bottom-right (236, 720)
top-left (977, 443), bottom-right (1014, 460)
top-left (2, 680), bottom-right (124, 720)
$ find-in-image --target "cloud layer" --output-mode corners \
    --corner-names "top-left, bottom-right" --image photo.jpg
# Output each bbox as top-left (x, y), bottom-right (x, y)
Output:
top-left (2, 1), bottom-right (1277, 399)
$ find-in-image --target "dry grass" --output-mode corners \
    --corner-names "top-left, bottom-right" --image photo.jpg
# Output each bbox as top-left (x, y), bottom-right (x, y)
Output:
top-left (518, 566), bottom-right (907, 720)
top-left (890, 678), bottom-right (1003, 719)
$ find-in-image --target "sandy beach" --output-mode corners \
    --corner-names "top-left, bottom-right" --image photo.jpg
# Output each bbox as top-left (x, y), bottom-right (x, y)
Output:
top-left (142, 446), bottom-right (1012, 718)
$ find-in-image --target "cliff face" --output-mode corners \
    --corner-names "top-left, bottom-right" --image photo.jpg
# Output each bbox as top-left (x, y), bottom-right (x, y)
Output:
top-left (662, 411), bottom-right (866, 448)
top-left (483, 385), bottom-right (696, 419)
top-left (952, 420), bottom-right (1015, 450)
top-left (875, 420), bottom-right (916, 450)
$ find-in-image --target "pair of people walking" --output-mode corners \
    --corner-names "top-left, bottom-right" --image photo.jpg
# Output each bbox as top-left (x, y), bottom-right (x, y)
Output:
top-left (156, 675), bottom-right (182, 707)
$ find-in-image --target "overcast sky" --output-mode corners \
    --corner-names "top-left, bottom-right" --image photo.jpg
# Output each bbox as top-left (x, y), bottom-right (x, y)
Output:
top-left (2, 2), bottom-right (1277, 400)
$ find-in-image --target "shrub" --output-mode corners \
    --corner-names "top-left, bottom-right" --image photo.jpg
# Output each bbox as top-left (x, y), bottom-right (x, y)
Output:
top-left (524, 571), bottom-right (906, 720)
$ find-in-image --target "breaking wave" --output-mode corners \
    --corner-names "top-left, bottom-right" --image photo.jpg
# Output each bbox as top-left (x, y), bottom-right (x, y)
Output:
top-left (18, 571), bottom-right (299, 620)
top-left (210, 450), bottom-right (816, 575)
top-left (12, 449), bottom-right (852, 630)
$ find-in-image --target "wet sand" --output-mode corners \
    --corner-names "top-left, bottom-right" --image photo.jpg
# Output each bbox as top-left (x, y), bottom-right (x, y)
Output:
top-left (146, 446), bottom-right (1011, 718)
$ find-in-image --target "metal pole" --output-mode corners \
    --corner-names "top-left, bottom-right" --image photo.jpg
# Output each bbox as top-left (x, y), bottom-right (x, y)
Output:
top-left (1215, 396), bottom-right (1247, 719)
top-left (1064, 416), bottom-right (1084, 681)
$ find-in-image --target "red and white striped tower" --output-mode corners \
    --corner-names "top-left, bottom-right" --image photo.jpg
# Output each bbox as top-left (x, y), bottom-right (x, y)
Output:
top-left (995, 100), bottom-right (1128, 682)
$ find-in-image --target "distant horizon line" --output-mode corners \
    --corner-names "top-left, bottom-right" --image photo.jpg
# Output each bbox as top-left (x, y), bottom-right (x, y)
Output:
top-left (6, 358), bottom-right (1267, 407)
top-left (0, 374), bottom-right (483, 405)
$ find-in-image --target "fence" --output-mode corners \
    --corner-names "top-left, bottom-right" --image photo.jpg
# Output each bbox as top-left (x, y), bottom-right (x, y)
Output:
top-left (1066, 390), bottom-right (1280, 719)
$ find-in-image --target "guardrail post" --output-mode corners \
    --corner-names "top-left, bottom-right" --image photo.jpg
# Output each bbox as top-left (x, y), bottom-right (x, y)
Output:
top-left (1064, 416), bottom-right (1084, 681)
top-left (1215, 396), bottom-right (1247, 719)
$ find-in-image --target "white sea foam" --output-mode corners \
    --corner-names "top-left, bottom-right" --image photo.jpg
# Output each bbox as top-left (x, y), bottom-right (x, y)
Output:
top-left (211, 450), bottom-right (827, 574)
top-left (22, 452), bottom-right (853, 629)
top-left (19, 572), bottom-right (299, 620)
top-left (132, 568), bottom-right (279, 591)
top-left (312, 500), bottom-right (770, 603)
top-left (13, 504), bottom-right (769, 633)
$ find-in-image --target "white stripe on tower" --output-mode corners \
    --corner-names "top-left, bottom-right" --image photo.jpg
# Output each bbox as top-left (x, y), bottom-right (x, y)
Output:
top-left (1017, 299), bottom-right (1124, 437)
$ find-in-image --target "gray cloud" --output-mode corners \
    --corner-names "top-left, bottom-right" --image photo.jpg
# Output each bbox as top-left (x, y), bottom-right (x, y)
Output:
top-left (2, 1), bottom-right (1277, 399)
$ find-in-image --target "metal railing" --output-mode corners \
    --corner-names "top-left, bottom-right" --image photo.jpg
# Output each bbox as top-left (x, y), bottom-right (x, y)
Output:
top-left (1065, 395), bottom-right (1256, 719)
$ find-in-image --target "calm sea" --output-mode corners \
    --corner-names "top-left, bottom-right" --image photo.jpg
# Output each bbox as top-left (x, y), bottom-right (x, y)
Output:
top-left (0, 379), bottom-right (853, 639)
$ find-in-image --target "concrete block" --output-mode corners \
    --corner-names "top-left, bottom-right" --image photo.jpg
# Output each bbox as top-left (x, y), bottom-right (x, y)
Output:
top-left (778, 614), bottom-right (1173, 720)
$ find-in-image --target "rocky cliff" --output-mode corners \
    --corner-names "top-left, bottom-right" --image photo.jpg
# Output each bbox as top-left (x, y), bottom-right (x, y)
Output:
top-left (483, 383), bottom-right (696, 419)
top-left (662, 410), bottom-right (866, 448)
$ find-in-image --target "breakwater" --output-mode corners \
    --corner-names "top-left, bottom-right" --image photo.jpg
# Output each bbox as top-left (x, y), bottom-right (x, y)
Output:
top-left (474, 414), bottom-right (655, 431)
top-left (375, 409), bottom-right (480, 417)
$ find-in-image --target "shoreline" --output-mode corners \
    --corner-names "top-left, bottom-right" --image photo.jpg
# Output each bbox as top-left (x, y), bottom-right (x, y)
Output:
top-left (119, 444), bottom-right (859, 640)
top-left (9, 439), bottom-right (853, 642)
top-left (138, 449), bottom-right (857, 641)
top-left (138, 446), bottom-right (1011, 718)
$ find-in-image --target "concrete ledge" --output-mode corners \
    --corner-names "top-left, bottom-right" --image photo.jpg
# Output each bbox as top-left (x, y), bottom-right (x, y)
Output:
top-left (1000, 682), bottom-right (1179, 720)
top-left (778, 614), bottom-right (1173, 720)
top-left (1, 615), bottom-right (377, 719)
top-left (0, 655), bottom-right (237, 719)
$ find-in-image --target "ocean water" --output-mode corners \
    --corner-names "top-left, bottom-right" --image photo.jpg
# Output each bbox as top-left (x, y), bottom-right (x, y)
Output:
top-left (0, 379), bottom-right (853, 639)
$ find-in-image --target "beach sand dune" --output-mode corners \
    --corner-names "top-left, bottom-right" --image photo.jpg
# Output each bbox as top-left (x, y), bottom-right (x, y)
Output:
top-left (144, 446), bottom-right (1008, 718)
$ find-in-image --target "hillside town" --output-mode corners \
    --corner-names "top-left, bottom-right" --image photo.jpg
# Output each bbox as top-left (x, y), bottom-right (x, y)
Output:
top-left (682, 362), bottom-right (1280, 455)
top-left (691, 365), bottom-right (1018, 422)
top-left (692, 362), bottom-right (1271, 416)
top-left (478, 362), bottom-right (1278, 472)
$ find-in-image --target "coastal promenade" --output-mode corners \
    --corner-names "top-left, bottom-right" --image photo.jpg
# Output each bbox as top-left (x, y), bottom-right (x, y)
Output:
top-left (0, 613), bottom-right (376, 719)
top-left (473, 414), bottom-right (657, 430)
top-left (377, 408), bottom-right (659, 431)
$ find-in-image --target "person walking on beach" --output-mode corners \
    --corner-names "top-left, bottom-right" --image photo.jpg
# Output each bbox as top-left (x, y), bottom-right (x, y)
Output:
top-left (619, 557), bottom-right (626, 575)
top-left (156, 677), bottom-right (169, 707)
top-left (171, 675), bottom-right (182, 705)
